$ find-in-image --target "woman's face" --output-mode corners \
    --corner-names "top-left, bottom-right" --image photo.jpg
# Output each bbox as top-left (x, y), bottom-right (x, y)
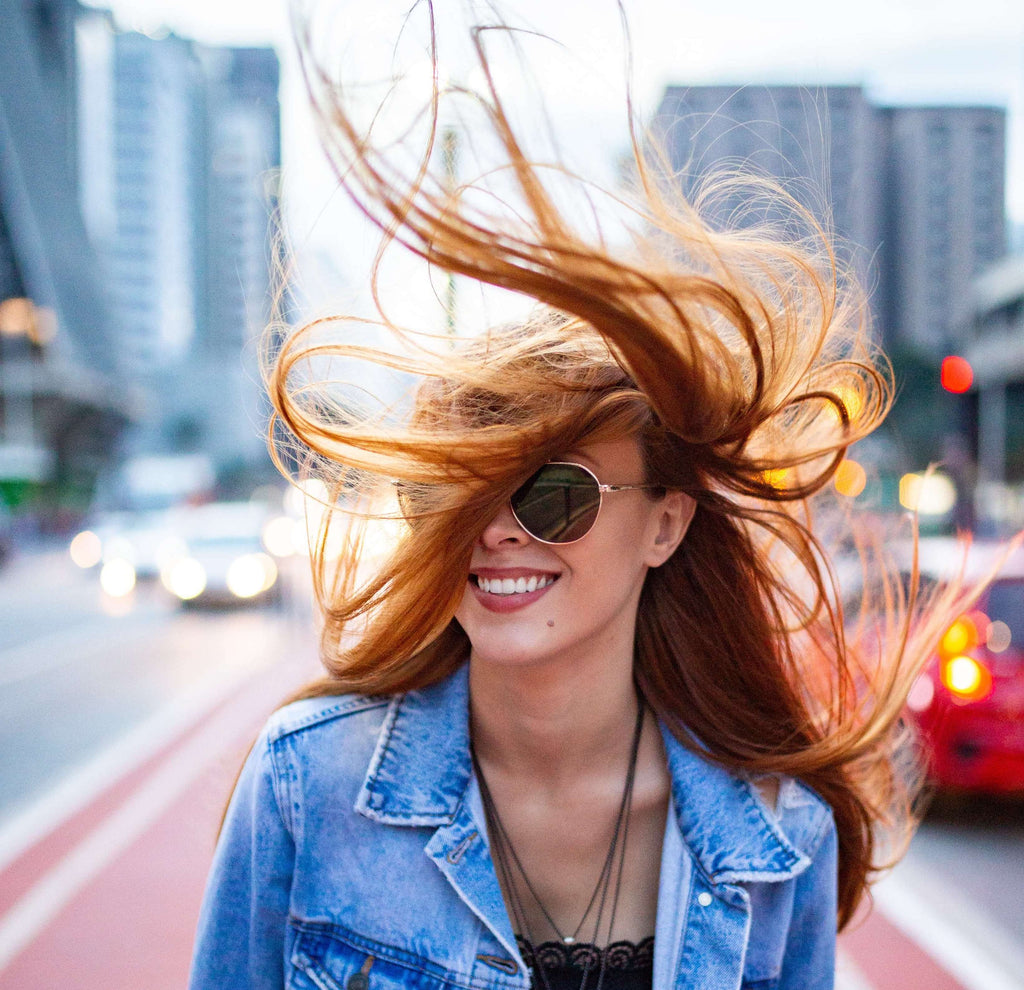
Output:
top-left (455, 436), bottom-right (694, 673)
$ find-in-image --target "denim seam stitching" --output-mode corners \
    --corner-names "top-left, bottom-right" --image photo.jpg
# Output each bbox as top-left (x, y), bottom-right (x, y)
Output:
top-left (268, 696), bottom-right (390, 744)
top-left (291, 919), bottom-right (522, 990)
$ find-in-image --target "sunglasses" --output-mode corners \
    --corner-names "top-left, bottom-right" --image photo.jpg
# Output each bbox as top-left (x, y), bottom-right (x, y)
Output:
top-left (510, 462), bottom-right (661, 545)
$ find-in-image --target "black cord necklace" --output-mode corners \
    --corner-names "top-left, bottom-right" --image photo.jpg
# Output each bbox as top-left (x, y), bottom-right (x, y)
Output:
top-left (472, 698), bottom-right (645, 990)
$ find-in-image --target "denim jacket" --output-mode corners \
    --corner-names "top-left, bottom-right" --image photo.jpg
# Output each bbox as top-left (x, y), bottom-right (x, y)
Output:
top-left (189, 665), bottom-right (837, 990)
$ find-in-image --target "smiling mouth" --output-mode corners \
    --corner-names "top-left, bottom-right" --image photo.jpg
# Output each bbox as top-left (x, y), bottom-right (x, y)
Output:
top-left (472, 574), bottom-right (558, 595)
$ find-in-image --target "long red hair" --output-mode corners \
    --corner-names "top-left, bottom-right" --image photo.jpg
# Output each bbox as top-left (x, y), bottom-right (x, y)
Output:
top-left (267, 2), bottom-right (975, 928)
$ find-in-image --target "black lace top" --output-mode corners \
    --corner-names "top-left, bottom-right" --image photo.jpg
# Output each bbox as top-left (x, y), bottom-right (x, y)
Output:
top-left (516, 936), bottom-right (654, 990)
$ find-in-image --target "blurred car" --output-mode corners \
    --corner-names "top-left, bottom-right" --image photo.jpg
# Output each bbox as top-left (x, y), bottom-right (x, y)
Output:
top-left (99, 509), bottom-right (187, 580)
top-left (903, 537), bottom-right (1024, 795)
top-left (159, 502), bottom-right (280, 608)
top-left (69, 508), bottom-right (189, 599)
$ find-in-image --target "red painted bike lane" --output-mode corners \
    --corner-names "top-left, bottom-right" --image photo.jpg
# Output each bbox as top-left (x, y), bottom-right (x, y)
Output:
top-left (0, 650), bottom-right (978, 990)
top-left (0, 644), bottom-right (314, 990)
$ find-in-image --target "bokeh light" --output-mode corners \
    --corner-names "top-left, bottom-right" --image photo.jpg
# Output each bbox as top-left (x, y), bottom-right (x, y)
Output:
top-left (162, 558), bottom-right (207, 600)
top-left (226, 553), bottom-right (277, 598)
top-left (940, 355), bottom-right (974, 394)
top-left (987, 620), bottom-right (1012, 653)
top-left (825, 384), bottom-right (864, 427)
top-left (941, 655), bottom-right (992, 702)
top-left (833, 459), bottom-right (866, 498)
top-left (898, 472), bottom-right (956, 515)
top-left (100, 558), bottom-right (136, 598)
top-left (69, 530), bottom-right (103, 568)
top-left (262, 515), bottom-right (299, 557)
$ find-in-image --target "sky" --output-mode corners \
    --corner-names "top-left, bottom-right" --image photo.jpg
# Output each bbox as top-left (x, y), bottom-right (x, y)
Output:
top-left (84, 0), bottom-right (1024, 330)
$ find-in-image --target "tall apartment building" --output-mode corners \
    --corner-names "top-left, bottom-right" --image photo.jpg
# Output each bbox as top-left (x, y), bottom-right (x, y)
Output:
top-left (655, 86), bottom-right (880, 279)
top-left (78, 21), bottom-right (205, 374)
top-left (654, 86), bottom-right (1007, 354)
top-left (0, 0), bottom-right (131, 508)
top-left (76, 11), bottom-right (281, 475)
top-left (878, 107), bottom-right (1006, 352)
top-left (198, 46), bottom-right (281, 359)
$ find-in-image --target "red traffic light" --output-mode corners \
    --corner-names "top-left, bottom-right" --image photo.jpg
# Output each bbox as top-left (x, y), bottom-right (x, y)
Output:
top-left (940, 355), bottom-right (973, 394)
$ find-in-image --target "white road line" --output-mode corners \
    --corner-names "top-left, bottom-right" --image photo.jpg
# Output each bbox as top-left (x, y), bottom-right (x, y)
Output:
top-left (873, 862), bottom-right (1024, 990)
top-left (0, 612), bottom-right (162, 689)
top-left (0, 667), bottom-right (276, 974)
top-left (0, 655), bottom-right (258, 874)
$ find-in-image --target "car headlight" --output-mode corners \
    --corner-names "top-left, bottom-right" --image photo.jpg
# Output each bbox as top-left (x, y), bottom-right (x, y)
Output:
top-left (226, 553), bottom-right (277, 599)
top-left (162, 557), bottom-right (207, 600)
top-left (100, 558), bottom-right (136, 598)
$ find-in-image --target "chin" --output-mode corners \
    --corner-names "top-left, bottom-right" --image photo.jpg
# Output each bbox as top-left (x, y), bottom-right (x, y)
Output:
top-left (464, 633), bottom-right (563, 671)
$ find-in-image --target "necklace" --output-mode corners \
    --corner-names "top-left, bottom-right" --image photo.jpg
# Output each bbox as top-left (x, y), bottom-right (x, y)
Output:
top-left (472, 697), bottom-right (645, 990)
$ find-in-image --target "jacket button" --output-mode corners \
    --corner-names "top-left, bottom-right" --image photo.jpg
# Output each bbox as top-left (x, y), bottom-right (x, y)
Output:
top-left (347, 974), bottom-right (369, 990)
top-left (697, 892), bottom-right (713, 907)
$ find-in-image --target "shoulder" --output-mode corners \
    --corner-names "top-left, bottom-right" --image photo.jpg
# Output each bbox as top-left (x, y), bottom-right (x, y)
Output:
top-left (243, 693), bottom-right (393, 797)
top-left (660, 722), bottom-right (834, 882)
top-left (753, 775), bottom-right (836, 862)
top-left (238, 692), bottom-right (396, 835)
top-left (264, 692), bottom-right (392, 746)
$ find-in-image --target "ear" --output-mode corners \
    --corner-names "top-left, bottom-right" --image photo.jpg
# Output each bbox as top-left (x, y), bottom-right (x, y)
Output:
top-left (643, 491), bottom-right (696, 568)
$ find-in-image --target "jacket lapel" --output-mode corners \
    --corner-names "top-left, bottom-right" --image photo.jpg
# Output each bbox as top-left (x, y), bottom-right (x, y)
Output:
top-left (354, 667), bottom-right (527, 980)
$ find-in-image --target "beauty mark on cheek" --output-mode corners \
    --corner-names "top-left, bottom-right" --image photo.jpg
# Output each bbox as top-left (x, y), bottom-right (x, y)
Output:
top-left (547, 620), bottom-right (555, 627)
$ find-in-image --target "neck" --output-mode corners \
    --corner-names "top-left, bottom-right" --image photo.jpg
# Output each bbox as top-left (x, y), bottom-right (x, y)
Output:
top-left (469, 651), bottom-right (641, 786)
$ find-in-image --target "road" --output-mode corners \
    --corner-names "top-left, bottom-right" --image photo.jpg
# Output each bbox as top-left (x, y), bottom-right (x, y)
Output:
top-left (0, 547), bottom-right (1021, 989)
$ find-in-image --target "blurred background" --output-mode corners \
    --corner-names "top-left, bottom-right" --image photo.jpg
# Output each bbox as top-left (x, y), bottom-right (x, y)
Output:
top-left (0, 1), bottom-right (1022, 988)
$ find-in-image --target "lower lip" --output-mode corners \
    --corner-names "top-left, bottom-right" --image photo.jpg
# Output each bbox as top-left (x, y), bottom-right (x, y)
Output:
top-left (470, 579), bottom-right (557, 613)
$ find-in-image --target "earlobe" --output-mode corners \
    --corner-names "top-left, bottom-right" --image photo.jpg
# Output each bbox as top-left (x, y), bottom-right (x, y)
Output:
top-left (646, 492), bottom-right (696, 567)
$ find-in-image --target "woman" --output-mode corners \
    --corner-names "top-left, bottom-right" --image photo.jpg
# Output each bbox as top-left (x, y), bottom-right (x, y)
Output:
top-left (189, 6), bottom-right (962, 988)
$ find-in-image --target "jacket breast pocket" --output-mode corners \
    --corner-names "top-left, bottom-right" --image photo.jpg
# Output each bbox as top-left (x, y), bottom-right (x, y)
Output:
top-left (288, 921), bottom-right (461, 990)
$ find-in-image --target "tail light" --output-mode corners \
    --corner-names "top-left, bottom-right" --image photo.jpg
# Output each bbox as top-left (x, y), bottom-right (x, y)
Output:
top-left (940, 655), bottom-right (993, 703)
top-left (937, 613), bottom-right (994, 704)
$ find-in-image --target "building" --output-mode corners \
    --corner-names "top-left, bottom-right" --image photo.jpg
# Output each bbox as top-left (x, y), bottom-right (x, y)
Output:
top-left (653, 86), bottom-right (1007, 354)
top-left (963, 257), bottom-right (1024, 519)
top-left (76, 12), bottom-right (281, 482)
top-left (77, 17), bottom-right (205, 376)
top-left (0, 0), bottom-right (135, 520)
top-left (184, 45), bottom-right (282, 476)
top-left (878, 106), bottom-right (1006, 353)
top-left (655, 86), bottom-right (880, 283)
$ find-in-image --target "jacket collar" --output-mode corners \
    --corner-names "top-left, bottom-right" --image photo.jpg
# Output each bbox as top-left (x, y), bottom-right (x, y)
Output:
top-left (658, 722), bottom-right (811, 883)
top-left (356, 664), bottom-right (811, 882)
top-left (355, 667), bottom-right (473, 826)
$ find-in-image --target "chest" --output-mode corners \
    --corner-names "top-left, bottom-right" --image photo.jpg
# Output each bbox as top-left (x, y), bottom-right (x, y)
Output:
top-left (489, 788), bottom-right (669, 947)
top-left (283, 798), bottom-right (797, 990)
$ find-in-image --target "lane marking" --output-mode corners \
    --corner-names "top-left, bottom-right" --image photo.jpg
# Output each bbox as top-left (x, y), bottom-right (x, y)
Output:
top-left (0, 610), bottom-right (166, 689)
top-left (0, 653), bottom-right (260, 874)
top-left (0, 666), bottom-right (278, 974)
top-left (874, 862), bottom-right (1024, 990)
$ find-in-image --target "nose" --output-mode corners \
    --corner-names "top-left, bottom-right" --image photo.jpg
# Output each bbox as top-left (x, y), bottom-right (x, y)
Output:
top-left (477, 501), bottom-right (529, 549)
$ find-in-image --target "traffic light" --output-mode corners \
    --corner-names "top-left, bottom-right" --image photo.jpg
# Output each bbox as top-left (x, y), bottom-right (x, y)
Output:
top-left (940, 355), bottom-right (973, 394)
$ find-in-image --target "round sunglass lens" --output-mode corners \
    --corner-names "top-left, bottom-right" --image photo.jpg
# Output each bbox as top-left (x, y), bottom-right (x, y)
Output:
top-left (511, 464), bottom-right (602, 543)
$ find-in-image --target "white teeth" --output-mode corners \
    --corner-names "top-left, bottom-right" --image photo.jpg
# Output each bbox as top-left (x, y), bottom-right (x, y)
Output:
top-left (477, 574), bottom-right (555, 595)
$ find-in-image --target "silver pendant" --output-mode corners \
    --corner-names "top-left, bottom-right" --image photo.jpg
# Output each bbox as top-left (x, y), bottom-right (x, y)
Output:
top-left (562, 936), bottom-right (576, 945)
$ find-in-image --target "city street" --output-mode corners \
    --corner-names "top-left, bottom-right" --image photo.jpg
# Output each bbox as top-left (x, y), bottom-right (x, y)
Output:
top-left (0, 548), bottom-right (1022, 989)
